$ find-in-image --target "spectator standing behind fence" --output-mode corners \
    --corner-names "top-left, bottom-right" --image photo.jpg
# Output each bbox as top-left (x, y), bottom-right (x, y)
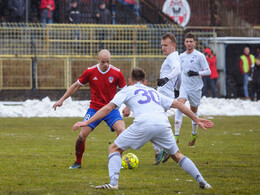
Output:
top-left (8, 0), bottom-right (25, 23)
top-left (250, 55), bottom-right (260, 101)
top-left (66, 0), bottom-right (81, 52)
top-left (95, 1), bottom-right (112, 24)
top-left (95, 1), bottom-right (111, 50)
top-left (239, 46), bottom-right (255, 100)
top-left (67, 0), bottom-right (81, 24)
top-left (202, 48), bottom-right (218, 98)
top-left (40, 0), bottom-right (55, 26)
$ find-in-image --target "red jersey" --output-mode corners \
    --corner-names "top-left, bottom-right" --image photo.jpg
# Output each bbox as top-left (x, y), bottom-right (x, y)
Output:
top-left (77, 64), bottom-right (126, 110)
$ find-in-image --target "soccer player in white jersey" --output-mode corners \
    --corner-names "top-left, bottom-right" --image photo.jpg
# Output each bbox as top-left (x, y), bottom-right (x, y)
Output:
top-left (73, 68), bottom-right (213, 190)
top-left (174, 33), bottom-right (211, 146)
top-left (153, 32), bottom-right (181, 165)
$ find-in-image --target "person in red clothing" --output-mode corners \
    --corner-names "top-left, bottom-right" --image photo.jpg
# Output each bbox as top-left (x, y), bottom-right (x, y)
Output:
top-left (40, 0), bottom-right (55, 26)
top-left (202, 48), bottom-right (218, 98)
top-left (53, 49), bottom-right (127, 169)
top-left (239, 46), bottom-right (255, 99)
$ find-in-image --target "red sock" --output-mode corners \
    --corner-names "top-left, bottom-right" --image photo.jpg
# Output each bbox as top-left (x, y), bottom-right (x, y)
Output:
top-left (75, 137), bottom-right (85, 164)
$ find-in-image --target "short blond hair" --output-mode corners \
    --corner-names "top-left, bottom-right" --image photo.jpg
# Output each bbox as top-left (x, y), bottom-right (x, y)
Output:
top-left (161, 32), bottom-right (176, 44)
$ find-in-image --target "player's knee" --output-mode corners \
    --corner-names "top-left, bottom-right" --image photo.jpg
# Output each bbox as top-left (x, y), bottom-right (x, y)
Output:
top-left (113, 121), bottom-right (125, 134)
top-left (109, 143), bottom-right (121, 154)
top-left (79, 126), bottom-right (92, 139)
top-left (171, 150), bottom-right (184, 163)
top-left (77, 134), bottom-right (86, 142)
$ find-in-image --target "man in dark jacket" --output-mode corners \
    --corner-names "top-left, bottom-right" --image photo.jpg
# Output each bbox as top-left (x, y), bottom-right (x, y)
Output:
top-left (250, 56), bottom-right (260, 101)
top-left (95, 1), bottom-right (112, 24)
top-left (8, 0), bottom-right (25, 22)
top-left (67, 0), bottom-right (81, 24)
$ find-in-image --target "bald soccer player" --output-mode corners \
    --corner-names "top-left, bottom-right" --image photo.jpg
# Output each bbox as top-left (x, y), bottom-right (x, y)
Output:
top-left (53, 49), bottom-right (127, 169)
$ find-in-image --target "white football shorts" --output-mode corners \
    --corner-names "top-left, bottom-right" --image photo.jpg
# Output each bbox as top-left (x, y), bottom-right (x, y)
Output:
top-left (178, 86), bottom-right (202, 107)
top-left (114, 123), bottom-right (179, 155)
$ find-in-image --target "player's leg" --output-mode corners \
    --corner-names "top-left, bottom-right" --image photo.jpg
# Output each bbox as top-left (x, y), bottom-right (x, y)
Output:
top-left (187, 90), bottom-right (201, 146)
top-left (170, 151), bottom-right (212, 189)
top-left (95, 124), bottom-right (150, 189)
top-left (106, 109), bottom-right (125, 156)
top-left (69, 126), bottom-right (92, 169)
top-left (70, 108), bottom-right (102, 169)
top-left (189, 105), bottom-right (198, 146)
top-left (152, 143), bottom-right (165, 165)
top-left (105, 109), bottom-right (125, 135)
top-left (95, 143), bottom-right (123, 190)
top-left (174, 97), bottom-right (187, 143)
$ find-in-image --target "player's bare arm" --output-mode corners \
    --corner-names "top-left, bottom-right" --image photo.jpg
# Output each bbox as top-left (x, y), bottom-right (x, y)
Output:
top-left (72, 102), bottom-right (117, 131)
top-left (53, 82), bottom-right (81, 110)
top-left (171, 100), bottom-right (214, 130)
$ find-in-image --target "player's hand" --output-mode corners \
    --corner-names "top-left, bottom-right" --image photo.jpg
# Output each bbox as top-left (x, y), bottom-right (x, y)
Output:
top-left (187, 70), bottom-right (199, 77)
top-left (52, 100), bottom-right (63, 110)
top-left (72, 122), bottom-right (86, 131)
top-left (157, 77), bottom-right (169, 86)
top-left (197, 118), bottom-right (214, 131)
top-left (122, 106), bottom-right (130, 117)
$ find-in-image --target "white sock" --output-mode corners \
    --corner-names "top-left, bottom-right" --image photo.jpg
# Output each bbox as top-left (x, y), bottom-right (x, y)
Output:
top-left (192, 113), bottom-right (198, 135)
top-left (174, 109), bottom-right (183, 136)
top-left (108, 152), bottom-right (121, 186)
top-left (152, 143), bottom-right (161, 154)
top-left (179, 156), bottom-right (207, 185)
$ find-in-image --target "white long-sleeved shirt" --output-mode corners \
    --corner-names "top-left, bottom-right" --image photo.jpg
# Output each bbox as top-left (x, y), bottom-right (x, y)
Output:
top-left (180, 49), bottom-right (211, 91)
top-left (157, 51), bottom-right (181, 98)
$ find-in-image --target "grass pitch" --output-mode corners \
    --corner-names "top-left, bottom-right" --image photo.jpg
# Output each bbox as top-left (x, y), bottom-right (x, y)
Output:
top-left (0, 116), bottom-right (259, 194)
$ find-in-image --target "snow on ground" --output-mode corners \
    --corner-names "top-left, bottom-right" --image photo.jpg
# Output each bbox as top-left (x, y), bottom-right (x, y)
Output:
top-left (0, 96), bottom-right (259, 118)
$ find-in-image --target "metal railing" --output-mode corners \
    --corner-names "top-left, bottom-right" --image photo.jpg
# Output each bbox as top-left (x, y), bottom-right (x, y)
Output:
top-left (0, 23), bottom-right (183, 56)
top-left (0, 23), bottom-right (217, 90)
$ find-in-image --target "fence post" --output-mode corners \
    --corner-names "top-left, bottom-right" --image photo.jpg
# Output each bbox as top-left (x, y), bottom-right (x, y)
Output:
top-left (66, 57), bottom-right (71, 90)
top-left (0, 59), bottom-right (2, 89)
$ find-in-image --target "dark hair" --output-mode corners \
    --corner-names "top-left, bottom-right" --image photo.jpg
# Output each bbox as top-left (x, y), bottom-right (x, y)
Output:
top-left (161, 32), bottom-right (176, 44)
top-left (131, 68), bottom-right (146, 82)
top-left (185, 33), bottom-right (196, 41)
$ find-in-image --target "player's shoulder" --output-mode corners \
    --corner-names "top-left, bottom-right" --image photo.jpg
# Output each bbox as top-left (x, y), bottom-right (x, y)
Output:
top-left (110, 65), bottom-right (121, 72)
top-left (180, 51), bottom-right (186, 57)
top-left (194, 49), bottom-right (204, 57)
top-left (168, 51), bottom-right (180, 60)
top-left (87, 64), bottom-right (98, 70)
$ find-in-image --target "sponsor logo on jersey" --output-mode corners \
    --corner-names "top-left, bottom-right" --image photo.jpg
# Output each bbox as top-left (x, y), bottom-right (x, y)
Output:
top-left (109, 76), bottom-right (114, 83)
top-left (162, 0), bottom-right (191, 27)
top-left (93, 76), bottom-right (98, 80)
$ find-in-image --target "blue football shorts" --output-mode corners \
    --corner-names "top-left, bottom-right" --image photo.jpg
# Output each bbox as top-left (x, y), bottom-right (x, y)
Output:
top-left (83, 108), bottom-right (123, 132)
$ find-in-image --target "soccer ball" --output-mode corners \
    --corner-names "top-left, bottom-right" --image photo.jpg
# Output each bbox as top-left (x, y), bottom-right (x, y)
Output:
top-left (121, 153), bottom-right (139, 169)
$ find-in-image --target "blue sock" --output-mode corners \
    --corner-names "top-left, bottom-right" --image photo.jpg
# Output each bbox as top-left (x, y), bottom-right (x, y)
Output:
top-left (179, 156), bottom-right (207, 184)
top-left (108, 152), bottom-right (121, 186)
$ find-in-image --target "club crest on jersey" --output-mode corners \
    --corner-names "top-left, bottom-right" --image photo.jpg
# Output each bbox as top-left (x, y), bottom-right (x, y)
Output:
top-left (192, 55), bottom-right (197, 59)
top-left (108, 76), bottom-right (114, 83)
